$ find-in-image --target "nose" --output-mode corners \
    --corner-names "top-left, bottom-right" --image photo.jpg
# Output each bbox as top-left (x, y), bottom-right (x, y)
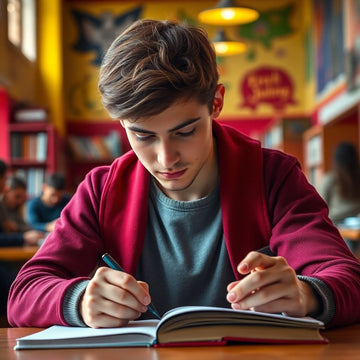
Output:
top-left (157, 139), bottom-right (179, 168)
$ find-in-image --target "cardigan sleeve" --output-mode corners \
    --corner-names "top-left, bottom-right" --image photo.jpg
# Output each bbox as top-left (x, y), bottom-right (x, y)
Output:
top-left (7, 166), bottom-right (110, 327)
top-left (263, 149), bottom-right (360, 327)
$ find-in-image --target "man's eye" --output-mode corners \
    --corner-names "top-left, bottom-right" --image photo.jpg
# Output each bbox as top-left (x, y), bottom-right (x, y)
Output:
top-left (135, 133), bottom-right (154, 142)
top-left (177, 128), bottom-right (195, 137)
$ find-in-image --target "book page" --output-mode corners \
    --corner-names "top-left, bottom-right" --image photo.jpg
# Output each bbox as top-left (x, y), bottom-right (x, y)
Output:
top-left (156, 306), bottom-right (326, 345)
top-left (16, 320), bottom-right (160, 349)
top-left (160, 306), bottom-right (324, 327)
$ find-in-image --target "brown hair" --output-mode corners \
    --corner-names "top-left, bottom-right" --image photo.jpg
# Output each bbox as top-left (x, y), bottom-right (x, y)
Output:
top-left (5, 175), bottom-right (26, 191)
top-left (98, 19), bottom-right (219, 121)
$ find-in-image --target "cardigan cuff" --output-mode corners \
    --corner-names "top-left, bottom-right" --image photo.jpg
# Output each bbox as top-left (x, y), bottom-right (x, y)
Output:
top-left (62, 280), bottom-right (89, 327)
top-left (297, 275), bottom-right (335, 325)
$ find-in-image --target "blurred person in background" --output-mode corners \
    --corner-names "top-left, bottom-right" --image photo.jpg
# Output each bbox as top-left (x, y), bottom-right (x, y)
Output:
top-left (0, 161), bottom-right (44, 247)
top-left (0, 175), bottom-right (33, 233)
top-left (26, 173), bottom-right (71, 232)
top-left (319, 141), bottom-right (360, 255)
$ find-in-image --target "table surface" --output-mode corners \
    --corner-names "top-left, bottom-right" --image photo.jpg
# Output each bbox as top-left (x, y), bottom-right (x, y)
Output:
top-left (1, 324), bottom-right (360, 360)
top-left (0, 246), bottom-right (39, 262)
top-left (338, 227), bottom-right (360, 241)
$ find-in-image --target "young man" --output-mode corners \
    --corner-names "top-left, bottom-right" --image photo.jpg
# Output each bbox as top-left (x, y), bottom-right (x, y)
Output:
top-left (26, 173), bottom-right (71, 232)
top-left (0, 175), bottom-right (32, 233)
top-left (0, 160), bottom-right (44, 247)
top-left (8, 20), bottom-right (360, 329)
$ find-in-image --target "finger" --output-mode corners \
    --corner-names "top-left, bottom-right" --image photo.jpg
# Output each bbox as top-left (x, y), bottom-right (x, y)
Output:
top-left (231, 297), bottom-right (291, 315)
top-left (237, 251), bottom-right (277, 274)
top-left (97, 269), bottom-right (149, 312)
top-left (138, 281), bottom-right (150, 293)
top-left (83, 302), bottom-right (139, 328)
top-left (231, 282), bottom-right (291, 311)
top-left (100, 267), bottom-right (151, 306)
top-left (227, 281), bottom-right (238, 292)
top-left (102, 282), bottom-right (149, 313)
top-left (236, 256), bottom-right (293, 299)
top-left (87, 313), bottom-right (131, 329)
top-left (92, 295), bottom-right (143, 322)
top-left (227, 267), bottom-right (276, 303)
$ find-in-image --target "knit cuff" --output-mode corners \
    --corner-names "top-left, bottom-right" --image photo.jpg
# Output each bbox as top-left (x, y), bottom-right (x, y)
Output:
top-left (297, 275), bottom-right (335, 325)
top-left (62, 280), bottom-right (90, 327)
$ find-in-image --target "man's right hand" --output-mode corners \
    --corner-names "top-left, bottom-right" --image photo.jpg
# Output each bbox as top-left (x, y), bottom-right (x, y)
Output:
top-left (80, 267), bottom-right (151, 328)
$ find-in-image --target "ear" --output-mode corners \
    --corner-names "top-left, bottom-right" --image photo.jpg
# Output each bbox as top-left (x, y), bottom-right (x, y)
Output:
top-left (212, 84), bottom-right (225, 119)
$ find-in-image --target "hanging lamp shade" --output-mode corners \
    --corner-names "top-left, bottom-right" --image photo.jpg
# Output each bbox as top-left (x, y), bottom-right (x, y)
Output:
top-left (212, 29), bottom-right (246, 56)
top-left (198, 0), bottom-right (259, 26)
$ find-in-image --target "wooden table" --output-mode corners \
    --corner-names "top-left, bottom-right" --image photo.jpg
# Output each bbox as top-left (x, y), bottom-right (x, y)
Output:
top-left (0, 247), bottom-right (38, 262)
top-left (338, 227), bottom-right (360, 241)
top-left (1, 324), bottom-right (360, 360)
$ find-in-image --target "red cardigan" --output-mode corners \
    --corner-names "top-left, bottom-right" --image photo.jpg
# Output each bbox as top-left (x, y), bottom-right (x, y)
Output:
top-left (7, 122), bottom-right (360, 328)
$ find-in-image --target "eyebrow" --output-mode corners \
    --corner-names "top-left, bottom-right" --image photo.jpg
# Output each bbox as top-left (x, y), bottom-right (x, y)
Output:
top-left (127, 117), bottom-right (201, 134)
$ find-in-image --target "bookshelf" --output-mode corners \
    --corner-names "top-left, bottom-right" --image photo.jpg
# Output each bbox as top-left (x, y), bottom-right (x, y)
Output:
top-left (0, 89), bottom-right (61, 197)
top-left (8, 122), bottom-right (60, 197)
top-left (303, 107), bottom-right (359, 190)
top-left (261, 117), bottom-right (312, 168)
top-left (66, 122), bottom-right (131, 191)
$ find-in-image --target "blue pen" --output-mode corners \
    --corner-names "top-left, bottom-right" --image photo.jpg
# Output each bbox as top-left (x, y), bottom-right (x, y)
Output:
top-left (102, 253), bottom-right (161, 319)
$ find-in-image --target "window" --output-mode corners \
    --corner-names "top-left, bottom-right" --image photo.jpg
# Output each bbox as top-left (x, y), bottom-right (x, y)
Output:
top-left (7, 0), bottom-right (21, 47)
top-left (7, 0), bottom-right (36, 61)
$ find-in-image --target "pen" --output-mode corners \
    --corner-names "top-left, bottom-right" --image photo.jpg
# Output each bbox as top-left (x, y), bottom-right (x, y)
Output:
top-left (102, 253), bottom-right (161, 319)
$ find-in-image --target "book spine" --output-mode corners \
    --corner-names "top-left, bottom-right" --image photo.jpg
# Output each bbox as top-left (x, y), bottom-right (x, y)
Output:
top-left (36, 132), bottom-right (48, 162)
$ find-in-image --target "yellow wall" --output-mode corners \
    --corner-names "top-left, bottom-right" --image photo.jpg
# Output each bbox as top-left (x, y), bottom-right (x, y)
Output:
top-left (37, 0), bottom-right (65, 136)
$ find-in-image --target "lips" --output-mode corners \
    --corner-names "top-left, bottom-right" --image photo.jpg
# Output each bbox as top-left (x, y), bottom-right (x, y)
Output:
top-left (158, 169), bottom-right (186, 179)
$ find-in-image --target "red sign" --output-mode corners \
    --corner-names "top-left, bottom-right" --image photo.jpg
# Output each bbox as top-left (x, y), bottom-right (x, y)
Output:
top-left (240, 66), bottom-right (296, 110)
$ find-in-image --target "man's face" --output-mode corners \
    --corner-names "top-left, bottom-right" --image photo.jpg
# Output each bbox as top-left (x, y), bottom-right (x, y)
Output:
top-left (4, 187), bottom-right (27, 210)
top-left (121, 90), bottom-right (224, 201)
top-left (41, 186), bottom-right (64, 207)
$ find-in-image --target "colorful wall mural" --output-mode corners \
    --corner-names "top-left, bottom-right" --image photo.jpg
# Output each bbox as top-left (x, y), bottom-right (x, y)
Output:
top-left (63, 0), bottom-right (315, 122)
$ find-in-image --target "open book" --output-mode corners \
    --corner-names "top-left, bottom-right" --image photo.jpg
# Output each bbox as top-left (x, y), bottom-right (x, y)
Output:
top-left (15, 306), bottom-right (327, 349)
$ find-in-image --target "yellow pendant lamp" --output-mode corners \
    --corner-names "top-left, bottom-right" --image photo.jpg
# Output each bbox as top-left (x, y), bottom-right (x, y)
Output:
top-left (198, 0), bottom-right (259, 26)
top-left (212, 29), bottom-right (246, 56)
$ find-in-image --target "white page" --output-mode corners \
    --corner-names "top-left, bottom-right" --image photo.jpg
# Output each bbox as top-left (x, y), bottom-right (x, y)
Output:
top-left (160, 306), bottom-right (324, 326)
top-left (15, 320), bottom-right (160, 349)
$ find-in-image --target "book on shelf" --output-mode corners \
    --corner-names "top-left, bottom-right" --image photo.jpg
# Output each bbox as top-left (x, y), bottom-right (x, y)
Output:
top-left (14, 306), bottom-right (327, 350)
top-left (68, 131), bottom-right (122, 161)
top-left (36, 132), bottom-right (48, 162)
top-left (10, 132), bottom-right (48, 162)
top-left (10, 133), bottom-right (22, 159)
top-left (14, 108), bottom-right (48, 122)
